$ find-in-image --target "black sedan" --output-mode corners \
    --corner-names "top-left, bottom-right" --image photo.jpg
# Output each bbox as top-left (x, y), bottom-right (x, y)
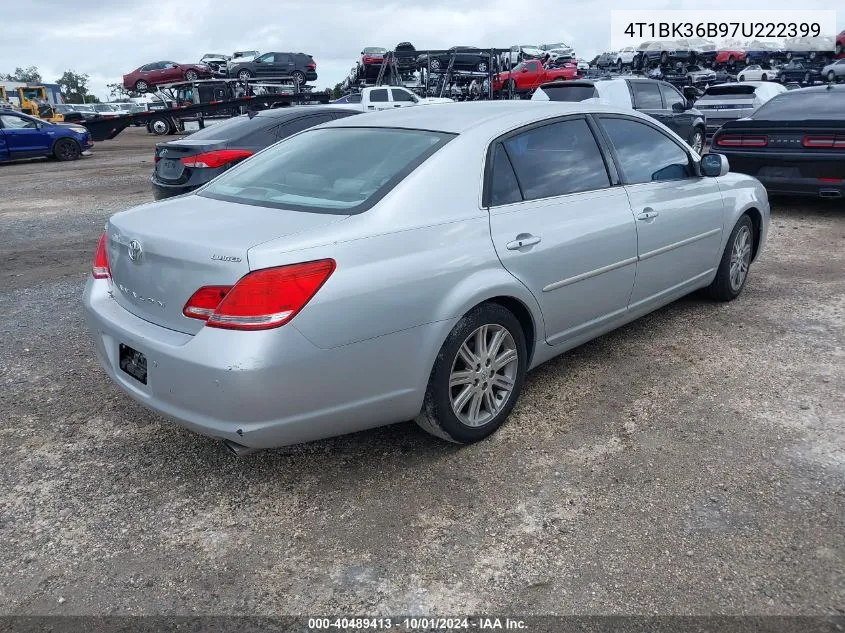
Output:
top-left (777, 61), bottom-right (822, 86)
top-left (417, 47), bottom-right (491, 73)
top-left (711, 85), bottom-right (845, 199)
top-left (151, 106), bottom-right (359, 200)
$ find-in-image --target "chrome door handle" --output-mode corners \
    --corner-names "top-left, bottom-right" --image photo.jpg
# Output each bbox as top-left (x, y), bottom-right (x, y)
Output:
top-left (506, 234), bottom-right (542, 250)
top-left (637, 208), bottom-right (659, 221)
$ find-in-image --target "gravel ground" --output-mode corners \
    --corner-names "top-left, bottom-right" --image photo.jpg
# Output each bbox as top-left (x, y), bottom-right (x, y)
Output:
top-left (0, 128), bottom-right (843, 616)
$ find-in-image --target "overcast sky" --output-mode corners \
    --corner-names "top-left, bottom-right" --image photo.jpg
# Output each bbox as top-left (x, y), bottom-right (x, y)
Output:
top-left (2, 0), bottom-right (843, 100)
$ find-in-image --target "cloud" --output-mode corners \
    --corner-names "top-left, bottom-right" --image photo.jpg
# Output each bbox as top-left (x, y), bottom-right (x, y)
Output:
top-left (2, 0), bottom-right (842, 100)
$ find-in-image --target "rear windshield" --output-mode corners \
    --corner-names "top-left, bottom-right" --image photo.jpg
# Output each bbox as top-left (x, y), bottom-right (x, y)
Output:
top-left (751, 89), bottom-right (845, 120)
top-left (199, 127), bottom-right (455, 214)
top-left (539, 85), bottom-right (599, 101)
top-left (185, 114), bottom-right (267, 140)
top-left (704, 85), bottom-right (757, 96)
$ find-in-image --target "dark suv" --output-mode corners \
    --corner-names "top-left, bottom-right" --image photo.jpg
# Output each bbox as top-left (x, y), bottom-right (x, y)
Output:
top-left (228, 52), bottom-right (317, 85)
top-left (532, 77), bottom-right (707, 154)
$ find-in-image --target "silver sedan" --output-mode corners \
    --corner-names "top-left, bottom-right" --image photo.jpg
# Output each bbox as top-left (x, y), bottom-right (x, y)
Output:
top-left (83, 101), bottom-right (770, 453)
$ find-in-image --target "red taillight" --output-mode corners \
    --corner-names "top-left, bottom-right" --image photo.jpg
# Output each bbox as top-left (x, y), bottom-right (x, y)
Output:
top-left (92, 232), bottom-right (110, 279)
top-left (802, 135), bottom-right (845, 148)
top-left (716, 135), bottom-right (768, 147)
top-left (307, 62), bottom-right (317, 69)
top-left (154, 150), bottom-right (161, 163)
top-left (182, 259), bottom-right (336, 330)
top-left (180, 149), bottom-right (254, 169)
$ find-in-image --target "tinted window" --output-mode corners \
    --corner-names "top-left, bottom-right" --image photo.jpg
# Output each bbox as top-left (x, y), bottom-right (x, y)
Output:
top-left (526, 61), bottom-right (541, 72)
top-left (391, 89), bottom-right (416, 102)
top-left (182, 114), bottom-right (262, 140)
top-left (539, 85), bottom-right (598, 101)
top-left (369, 89), bottom-right (389, 102)
top-left (141, 63), bottom-right (160, 72)
top-left (347, 94), bottom-right (362, 103)
top-left (659, 83), bottom-right (685, 109)
top-left (600, 117), bottom-right (691, 184)
top-left (276, 114), bottom-right (335, 139)
top-left (256, 54), bottom-right (275, 63)
top-left (200, 128), bottom-right (454, 214)
top-left (632, 82), bottom-right (663, 109)
top-left (704, 85), bottom-right (758, 96)
top-left (750, 89), bottom-right (845, 120)
top-left (502, 118), bottom-right (610, 200)
top-left (488, 144), bottom-right (522, 206)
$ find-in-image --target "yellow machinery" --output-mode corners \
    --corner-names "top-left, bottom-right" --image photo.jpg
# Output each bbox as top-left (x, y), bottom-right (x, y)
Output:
top-left (0, 86), bottom-right (12, 109)
top-left (16, 86), bottom-right (65, 122)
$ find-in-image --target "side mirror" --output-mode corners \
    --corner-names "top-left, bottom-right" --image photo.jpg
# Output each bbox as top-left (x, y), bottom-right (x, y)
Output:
top-left (686, 98), bottom-right (695, 109)
top-left (521, 67), bottom-right (529, 72)
top-left (672, 102), bottom-right (685, 113)
top-left (701, 153), bottom-right (729, 177)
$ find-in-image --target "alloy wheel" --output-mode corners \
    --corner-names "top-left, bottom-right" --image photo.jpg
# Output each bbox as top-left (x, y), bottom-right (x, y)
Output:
top-left (448, 324), bottom-right (519, 428)
top-left (729, 225), bottom-right (752, 291)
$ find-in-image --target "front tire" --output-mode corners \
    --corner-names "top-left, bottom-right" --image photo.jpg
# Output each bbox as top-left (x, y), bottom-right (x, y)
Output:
top-left (134, 80), bottom-right (149, 93)
top-left (184, 70), bottom-right (198, 81)
top-left (704, 215), bottom-right (754, 301)
top-left (761, 74), bottom-right (768, 81)
top-left (688, 128), bottom-right (704, 155)
top-left (829, 71), bottom-right (836, 82)
top-left (53, 138), bottom-right (81, 161)
top-left (238, 69), bottom-right (254, 80)
top-left (477, 61), bottom-right (488, 73)
top-left (415, 303), bottom-right (527, 444)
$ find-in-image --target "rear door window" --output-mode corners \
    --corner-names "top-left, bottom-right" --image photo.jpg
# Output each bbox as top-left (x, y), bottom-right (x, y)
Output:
top-left (631, 82), bottom-right (663, 109)
top-left (500, 118), bottom-right (610, 201)
top-left (369, 89), bottom-right (389, 102)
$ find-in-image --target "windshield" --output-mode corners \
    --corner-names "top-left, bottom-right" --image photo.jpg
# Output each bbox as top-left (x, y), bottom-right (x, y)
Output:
top-left (540, 84), bottom-right (599, 101)
top-left (363, 47), bottom-right (387, 54)
top-left (199, 127), bottom-right (455, 214)
top-left (92, 104), bottom-right (113, 112)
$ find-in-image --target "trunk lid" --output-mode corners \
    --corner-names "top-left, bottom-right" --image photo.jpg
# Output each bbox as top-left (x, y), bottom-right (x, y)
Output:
top-left (154, 139), bottom-right (229, 183)
top-left (106, 196), bottom-right (348, 334)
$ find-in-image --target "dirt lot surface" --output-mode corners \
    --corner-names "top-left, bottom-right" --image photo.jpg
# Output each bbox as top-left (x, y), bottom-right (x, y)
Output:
top-left (1, 128), bottom-right (843, 616)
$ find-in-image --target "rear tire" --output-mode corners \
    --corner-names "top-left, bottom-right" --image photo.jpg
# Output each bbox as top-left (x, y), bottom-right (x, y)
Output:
top-left (761, 74), bottom-right (768, 81)
top-left (738, 75), bottom-right (745, 81)
top-left (415, 303), bottom-right (527, 444)
top-left (150, 117), bottom-right (171, 135)
top-left (53, 138), bottom-right (81, 162)
top-left (829, 71), bottom-right (836, 82)
top-left (291, 70), bottom-right (306, 86)
top-left (704, 215), bottom-right (754, 302)
top-left (238, 69), bottom-right (254, 80)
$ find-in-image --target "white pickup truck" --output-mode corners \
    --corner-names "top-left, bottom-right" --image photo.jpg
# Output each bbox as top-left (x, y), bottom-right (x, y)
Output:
top-left (333, 86), bottom-right (452, 111)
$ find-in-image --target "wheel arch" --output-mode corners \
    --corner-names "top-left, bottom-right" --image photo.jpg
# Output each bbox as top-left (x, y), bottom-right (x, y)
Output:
top-left (743, 207), bottom-right (763, 262)
top-left (51, 135), bottom-right (80, 156)
top-left (431, 270), bottom-right (546, 371)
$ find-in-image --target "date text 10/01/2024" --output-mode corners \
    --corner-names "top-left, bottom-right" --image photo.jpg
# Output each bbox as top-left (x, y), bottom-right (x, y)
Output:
top-left (623, 21), bottom-right (822, 39)
top-left (307, 617), bottom-right (528, 630)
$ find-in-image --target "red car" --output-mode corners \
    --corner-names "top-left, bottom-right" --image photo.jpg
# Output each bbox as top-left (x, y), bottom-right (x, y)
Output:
top-left (493, 59), bottom-right (578, 93)
top-left (123, 61), bottom-right (213, 93)
top-left (361, 47), bottom-right (388, 66)
top-left (837, 30), bottom-right (844, 57)
top-left (715, 49), bottom-right (746, 65)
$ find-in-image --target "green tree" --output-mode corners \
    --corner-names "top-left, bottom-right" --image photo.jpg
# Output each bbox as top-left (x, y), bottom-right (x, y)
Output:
top-left (1, 66), bottom-right (43, 82)
top-left (107, 82), bottom-right (138, 100)
top-left (56, 70), bottom-right (91, 104)
top-left (331, 82), bottom-right (344, 99)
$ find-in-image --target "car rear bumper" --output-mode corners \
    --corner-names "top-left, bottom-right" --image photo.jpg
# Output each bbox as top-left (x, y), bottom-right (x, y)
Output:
top-left (83, 278), bottom-right (443, 448)
top-left (721, 150), bottom-right (845, 198)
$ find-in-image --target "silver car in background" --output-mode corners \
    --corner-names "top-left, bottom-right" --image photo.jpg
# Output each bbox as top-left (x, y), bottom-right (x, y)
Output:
top-left (695, 82), bottom-right (788, 137)
top-left (83, 102), bottom-right (769, 454)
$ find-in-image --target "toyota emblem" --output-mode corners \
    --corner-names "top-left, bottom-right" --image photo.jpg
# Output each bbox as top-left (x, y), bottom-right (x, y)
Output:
top-left (128, 240), bottom-right (143, 262)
